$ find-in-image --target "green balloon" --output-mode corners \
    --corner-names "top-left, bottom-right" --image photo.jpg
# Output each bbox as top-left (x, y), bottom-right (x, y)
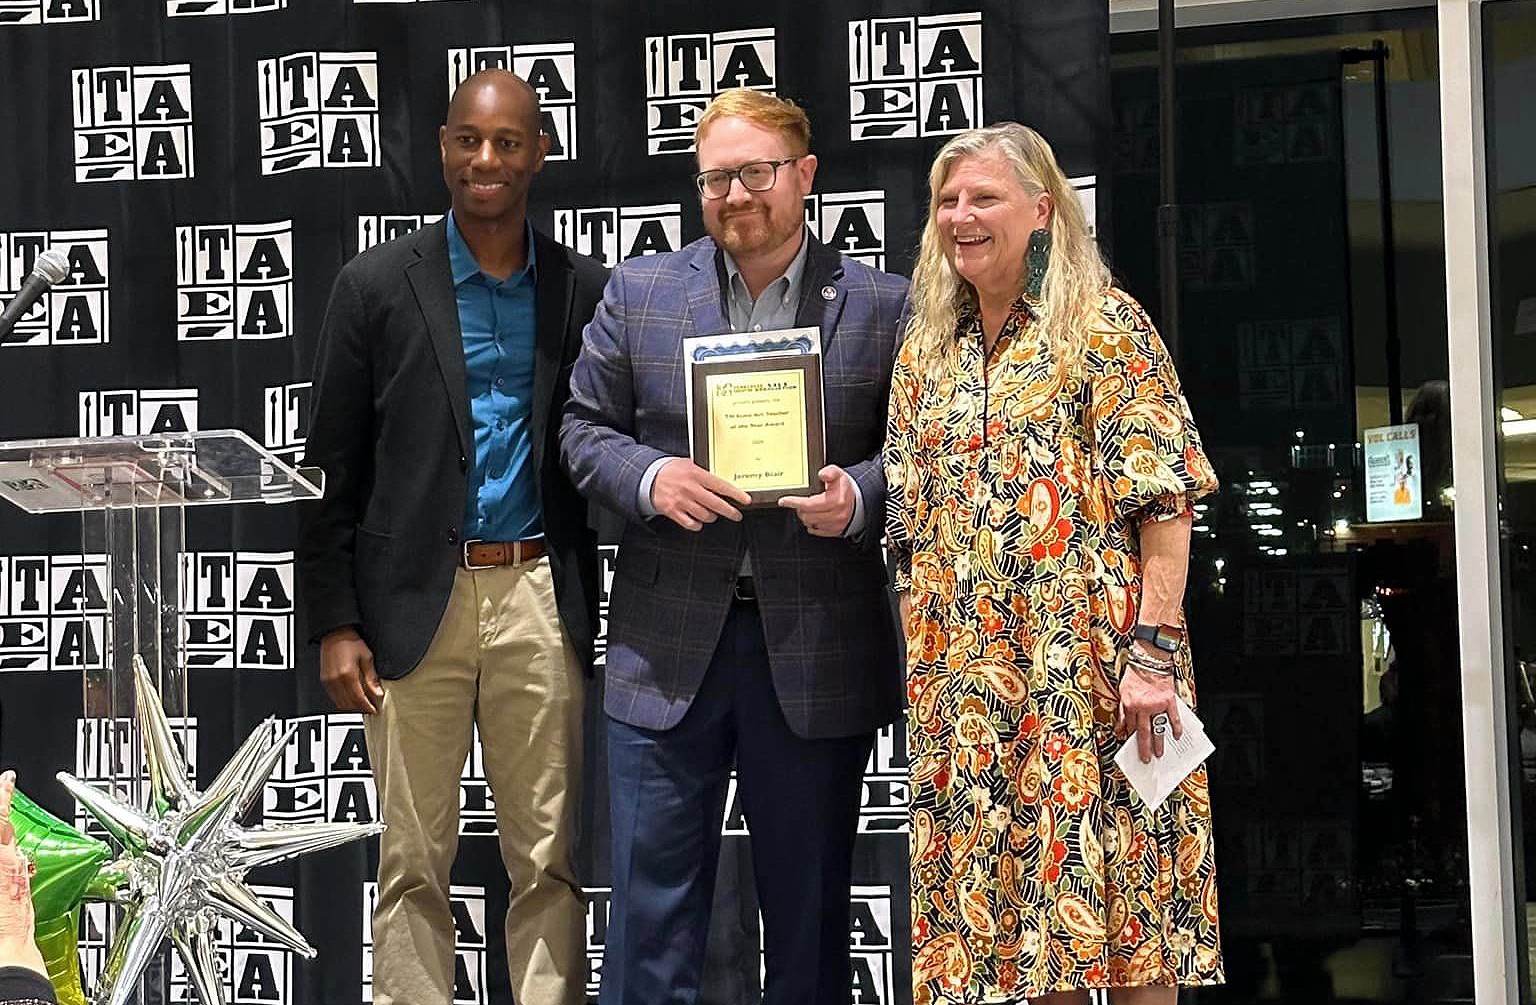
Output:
top-left (7, 788), bottom-right (119, 1005)
top-left (35, 911), bottom-right (88, 1005)
top-left (10, 788), bottom-right (114, 921)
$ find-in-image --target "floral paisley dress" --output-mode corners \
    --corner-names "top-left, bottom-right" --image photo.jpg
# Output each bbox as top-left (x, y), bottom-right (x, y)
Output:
top-left (884, 289), bottom-right (1224, 1003)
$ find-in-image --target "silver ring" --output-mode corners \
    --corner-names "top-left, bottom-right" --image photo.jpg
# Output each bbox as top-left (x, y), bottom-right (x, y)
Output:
top-left (1151, 712), bottom-right (1170, 735)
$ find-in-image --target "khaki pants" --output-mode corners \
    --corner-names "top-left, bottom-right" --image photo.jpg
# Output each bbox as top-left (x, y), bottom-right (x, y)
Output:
top-left (364, 559), bottom-right (585, 1005)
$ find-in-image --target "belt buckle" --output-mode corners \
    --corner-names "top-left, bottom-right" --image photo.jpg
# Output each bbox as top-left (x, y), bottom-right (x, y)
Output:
top-left (461, 538), bottom-right (496, 571)
top-left (733, 576), bottom-right (755, 601)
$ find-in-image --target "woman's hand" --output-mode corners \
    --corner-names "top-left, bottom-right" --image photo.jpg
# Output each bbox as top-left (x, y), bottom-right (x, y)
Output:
top-left (898, 592), bottom-right (913, 635)
top-left (1116, 655), bottom-right (1183, 764)
top-left (0, 770), bottom-right (49, 978)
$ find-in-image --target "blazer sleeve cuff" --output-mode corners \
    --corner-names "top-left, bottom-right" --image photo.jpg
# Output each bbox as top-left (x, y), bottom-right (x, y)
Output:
top-left (843, 456), bottom-right (886, 540)
top-left (611, 444), bottom-right (672, 524)
top-left (637, 456), bottom-right (673, 518)
top-left (304, 600), bottom-right (364, 646)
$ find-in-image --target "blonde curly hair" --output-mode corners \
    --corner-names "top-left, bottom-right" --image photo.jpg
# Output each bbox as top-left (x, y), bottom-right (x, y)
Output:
top-left (906, 123), bottom-right (1110, 381)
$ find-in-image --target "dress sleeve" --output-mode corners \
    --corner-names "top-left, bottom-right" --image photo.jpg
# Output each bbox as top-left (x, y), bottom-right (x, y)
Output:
top-left (1087, 289), bottom-right (1218, 522)
top-left (883, 346), bottom-right (922, 592)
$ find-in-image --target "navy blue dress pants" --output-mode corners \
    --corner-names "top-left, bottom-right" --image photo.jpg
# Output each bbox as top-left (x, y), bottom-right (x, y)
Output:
top-left (600, 598), bottom-right (875, 1005)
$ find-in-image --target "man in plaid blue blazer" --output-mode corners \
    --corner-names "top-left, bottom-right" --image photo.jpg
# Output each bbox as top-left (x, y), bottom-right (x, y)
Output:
top-left (561, 90), bottom-right (905, 1005)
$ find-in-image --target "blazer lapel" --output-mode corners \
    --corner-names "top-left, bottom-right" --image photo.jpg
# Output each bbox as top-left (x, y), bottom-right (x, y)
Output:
top-left (404, 221), bottom-right (472, 459)
top-left (795, 236), bottom-right (848, 351)
top-left (683, 240), bottom-right (730, 336)
top-left (530, 229), bottom-right (574, 471)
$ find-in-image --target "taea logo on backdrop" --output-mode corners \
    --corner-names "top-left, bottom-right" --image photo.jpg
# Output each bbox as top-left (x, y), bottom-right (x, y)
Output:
top-left (1071, 174), bottom-right (1098, 236)
top-left (178, 551), bottom-right (294, 672)
top-left (552, 205), bottom-right (681, 268)
top-left (584, 887), bottom-right (610, 1001)
top-left (265, 713), bottom-right (376, 827)
top-left (74, 714), bottom-right (197, 838)
top-left (175, 221), bottom-right (293, 341)
top-left (594, 544), bottom-right (616, 668)
top-left (848, 13), bottom-right (983, 140)
top-left (169, 885), bottom-right (295, 1005)
top-left (859, 723), bottom-right (909, 833)
top-left (0, 230), bottom-right (110, 346)
top-left (83, 884), bottom-right (295, 1004)
top-left (0, 0), bottom-right (95, 25)
top-left (585, 885), bottom-right (893, 1003)
top-left (447, 44), bottom-right (578, 161)
top-left (805, 191), bottom-right (886, 271)
top-left (167, 0), bottom-right (282, 16)
top-left (364, 883), bottom-right (488, 1004)
top-left (264, 713), bottom-right (497, 834)
top-left (747, 888), bottom-right (895, 1003)
top-left (355, 215), bottom-right (444, 255)
top-left (0, 551), bottom-right (296, 676)
top-left (848, 886), bottom-right (895, 1004)
top-left (78, 388), bottom-right (198, 438)
top-left (645, 28), bottom-right (775, 155)
top-left (0, 554), bottom-right (108, 673)
top-left (258, 52), bottom-right (380, 175)
top-left (723, 721), bottom-right (907, 837)
top-left (71, 64), bottom-right (195, 181)
top-left (264, 382), bottom-right (311, 464)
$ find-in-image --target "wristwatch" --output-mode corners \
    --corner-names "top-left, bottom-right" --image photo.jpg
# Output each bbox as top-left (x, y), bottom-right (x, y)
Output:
top-left (1132, 622), bottom-right (1185, 654)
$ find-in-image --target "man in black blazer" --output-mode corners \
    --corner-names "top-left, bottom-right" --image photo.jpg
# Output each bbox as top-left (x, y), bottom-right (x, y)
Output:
top-left (297, 71), bottom-right (606, 1005)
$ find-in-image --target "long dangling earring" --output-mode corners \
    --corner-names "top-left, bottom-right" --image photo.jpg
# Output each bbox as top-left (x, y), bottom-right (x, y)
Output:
top-left (1025, 227), bottom-right (1052, 302)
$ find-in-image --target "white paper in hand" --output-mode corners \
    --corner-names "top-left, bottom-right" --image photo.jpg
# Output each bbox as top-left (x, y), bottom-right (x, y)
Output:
top-left (1114, 694), bottom-right (1215, 812)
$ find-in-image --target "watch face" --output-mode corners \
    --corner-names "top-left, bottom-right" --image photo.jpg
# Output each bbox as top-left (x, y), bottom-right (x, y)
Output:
top-left (1134, 624), bottom-right (1182, 651)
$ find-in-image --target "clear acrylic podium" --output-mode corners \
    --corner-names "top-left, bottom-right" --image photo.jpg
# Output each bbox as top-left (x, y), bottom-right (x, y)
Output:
top-left (0, 430), bottom-right (324, 1003)
top-left (0, 430), bottom-right (323, 792)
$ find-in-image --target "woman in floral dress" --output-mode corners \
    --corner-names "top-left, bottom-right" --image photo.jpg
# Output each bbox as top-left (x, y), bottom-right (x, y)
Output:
top-left (884, 123), bottom-right (1224, 1004)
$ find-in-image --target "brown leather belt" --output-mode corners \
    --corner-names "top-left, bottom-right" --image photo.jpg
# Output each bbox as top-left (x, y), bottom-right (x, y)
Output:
top-left (461, 538), bottom-right (546, 569)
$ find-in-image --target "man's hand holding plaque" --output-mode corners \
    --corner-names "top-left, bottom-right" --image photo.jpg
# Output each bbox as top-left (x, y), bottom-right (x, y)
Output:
top-left (650, 459), bottom-right (752, 532)
top-left (689, 354), bottom-right (826, 507)
top-left (779, 466), bottom-right (857, 537)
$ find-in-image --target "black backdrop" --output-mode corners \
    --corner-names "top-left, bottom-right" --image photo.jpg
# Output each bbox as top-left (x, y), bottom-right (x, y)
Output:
top-left (1114, 54), bottom-right (1362, 943)
top-left (0, 3), bottom-right (1107, 1003)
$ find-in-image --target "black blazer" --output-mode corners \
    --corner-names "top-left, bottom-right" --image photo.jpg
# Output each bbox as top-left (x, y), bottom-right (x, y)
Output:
top-left (297, 219), bottom-right (608, 677)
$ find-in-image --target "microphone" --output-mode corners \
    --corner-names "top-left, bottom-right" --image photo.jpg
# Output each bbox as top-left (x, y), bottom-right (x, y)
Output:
top-left (0, 249), bottom-right (70, 342)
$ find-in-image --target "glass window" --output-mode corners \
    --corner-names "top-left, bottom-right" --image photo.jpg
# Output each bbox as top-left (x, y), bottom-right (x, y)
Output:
top-left (1110, 11), bottom-right (1473, 1002)
top-left (1485, 2), bottom-right (1536, 1000)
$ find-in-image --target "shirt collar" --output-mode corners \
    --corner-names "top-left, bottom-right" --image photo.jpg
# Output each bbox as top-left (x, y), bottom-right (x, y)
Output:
top-left (958, 295), bottom-right (1034, 339)
top-left (956, 296), bottom-right (1035, 364)
top-left (446, 209), bottom-right (537, 286)
top-left (722, 226), bottom-right (810, 310)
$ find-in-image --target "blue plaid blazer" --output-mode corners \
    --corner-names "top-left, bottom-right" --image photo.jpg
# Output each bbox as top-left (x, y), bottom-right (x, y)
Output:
top-left (560, 235), bottom-right (906, 740)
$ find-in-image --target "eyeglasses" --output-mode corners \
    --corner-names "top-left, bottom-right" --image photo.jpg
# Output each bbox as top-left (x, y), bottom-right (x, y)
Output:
top-left (694, 156), bottom-right (801, 199)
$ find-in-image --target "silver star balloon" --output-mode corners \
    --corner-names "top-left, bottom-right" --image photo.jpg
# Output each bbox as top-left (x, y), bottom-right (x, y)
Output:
top-left (58, 656), bottom-right (384, 1005)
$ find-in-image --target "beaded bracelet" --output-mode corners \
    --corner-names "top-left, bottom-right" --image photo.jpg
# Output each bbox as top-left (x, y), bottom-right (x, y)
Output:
top-left (1124, 645), bottom-right (1176, 678)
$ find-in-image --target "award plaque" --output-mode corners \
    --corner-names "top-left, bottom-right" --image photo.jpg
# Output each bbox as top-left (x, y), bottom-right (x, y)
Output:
top-left (690, 353), bottom-right (826, 506)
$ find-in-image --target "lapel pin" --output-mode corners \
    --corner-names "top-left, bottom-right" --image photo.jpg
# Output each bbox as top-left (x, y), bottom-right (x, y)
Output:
top-left (820, 285), bottom-right (837, 301)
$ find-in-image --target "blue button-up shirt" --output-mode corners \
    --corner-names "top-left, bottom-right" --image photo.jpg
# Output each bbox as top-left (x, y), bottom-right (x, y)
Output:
top-left (448, 210), bottom-right (542, 541)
